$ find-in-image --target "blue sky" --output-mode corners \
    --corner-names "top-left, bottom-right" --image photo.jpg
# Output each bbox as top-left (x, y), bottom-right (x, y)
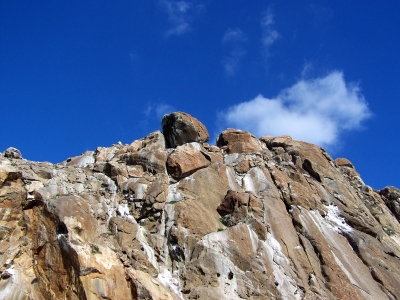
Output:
top-left (1, 1), bottom-right (400, 190)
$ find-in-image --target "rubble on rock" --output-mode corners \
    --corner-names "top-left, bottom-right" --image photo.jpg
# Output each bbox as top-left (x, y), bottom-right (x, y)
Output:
top-left (1, 112), bottom-right (400, 300)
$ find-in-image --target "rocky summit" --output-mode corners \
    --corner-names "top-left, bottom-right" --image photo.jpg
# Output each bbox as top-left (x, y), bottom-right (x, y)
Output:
top-left (1, 111), bottom-right (400, 300)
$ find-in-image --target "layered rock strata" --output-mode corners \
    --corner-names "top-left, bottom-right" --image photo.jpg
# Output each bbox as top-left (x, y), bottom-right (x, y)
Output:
top-left (1, 113), bottom-right (400, 300)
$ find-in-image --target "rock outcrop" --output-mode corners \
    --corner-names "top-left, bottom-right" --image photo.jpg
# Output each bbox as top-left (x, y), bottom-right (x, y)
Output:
top-left (1, 112), bottom-right (400, 300)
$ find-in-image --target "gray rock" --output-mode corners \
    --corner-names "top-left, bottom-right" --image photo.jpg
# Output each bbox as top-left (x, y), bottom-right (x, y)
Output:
top-left (4, 147), bottom-right (22, 159)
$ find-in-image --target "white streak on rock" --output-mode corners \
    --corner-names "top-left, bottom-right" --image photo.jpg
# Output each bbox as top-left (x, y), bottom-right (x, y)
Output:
top-left (167, 183), bottom-right (182, 202)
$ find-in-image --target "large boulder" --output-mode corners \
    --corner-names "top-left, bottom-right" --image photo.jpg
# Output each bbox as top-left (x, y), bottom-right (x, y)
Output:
top-left (216, 129), bottom-right (262, 154)
top-left (162, 112), bottom-right (209, 148)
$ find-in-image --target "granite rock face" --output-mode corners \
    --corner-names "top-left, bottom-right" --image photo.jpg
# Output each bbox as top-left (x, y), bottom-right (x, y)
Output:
top-left (1, 113), bottom-right (400, 300)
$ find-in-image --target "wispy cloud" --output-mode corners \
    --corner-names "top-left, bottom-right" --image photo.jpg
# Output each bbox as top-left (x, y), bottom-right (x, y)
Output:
top-left (261, 9), bottom-right (280, 57)
top-left (219, 71), bottom-right (371, 148)
top-left (222, 28), bottom-right (247, 44)
top-left (160, 0), bottom-right (204, 37)
top-left (221, 28), bottom-right (247, 76)
top-left (144, 103), bottom-right (176, 119)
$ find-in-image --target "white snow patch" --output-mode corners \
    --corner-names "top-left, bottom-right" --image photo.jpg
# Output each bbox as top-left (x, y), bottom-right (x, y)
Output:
top-left (116, 204), bottom-right (135, 222)
top-left (183, 142), bottom-right (202, 152)
top-left (159, 204), bottom-right (176, 264)
top-left (74, 156), bottom-right (95, 168)
top-left (324, 205), bottom-right (352, 233)
top-left (57, 234), bottom-right (69, 251)
top-left (136, 226), bottom-right (158, 270)
top-left (243, 167), bottom-right (270, 194)
top-left (166, 183), bottom-right (182, 202)
top-left (158, 267), bottom-right (183, 299)
top-left (260, 234), bottom-right (302, 299)
top-left (94, 173), bottom-right (117, 226)
top-left (224, 153), bottom-right (239, 165)
top-left (134, 183), bottom-right (147, 199)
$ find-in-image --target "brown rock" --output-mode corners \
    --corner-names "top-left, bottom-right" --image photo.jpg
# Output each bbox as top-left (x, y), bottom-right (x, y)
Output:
top-left (260, 134), bottom-right (292, 149)
top-left (335, 157), bottom-right (355, 168)
top-left (216, 129), bottom-right (262, 154)
top-left (235, 159), bottom-right (250, 173)
top-left (162, 112), bottom-right (209, 148)
top-left (128, 131), bottom-right (166, 153)
top-left (217, 190), bottom-right (249, 216)
top-left (166, 143), bottom-right (211, 179)
top-left (124, 149), bottom-right (168, 174)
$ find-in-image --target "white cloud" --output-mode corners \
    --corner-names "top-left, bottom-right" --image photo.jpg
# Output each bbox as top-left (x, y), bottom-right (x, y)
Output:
top-left (220, 71), bottom-right (371, 148)
top-left (222, 28), bottom-right (247, 44)
top-left (222, 49), bottom-right (246, 76)
top-left (221, 28), bottom-right (247, 76)
top-left (261, 9), bottom-right (280, 57)
top-left (155, 104), bottom-right (176, 118)
top-left (143, 103), bottom-right (176, 119)
top-left (160, 0), bottom-right (203, 37)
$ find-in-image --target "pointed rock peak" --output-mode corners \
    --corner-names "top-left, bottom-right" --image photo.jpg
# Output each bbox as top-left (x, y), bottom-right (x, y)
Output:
top-left (162, 112), bottom-right (209, 148)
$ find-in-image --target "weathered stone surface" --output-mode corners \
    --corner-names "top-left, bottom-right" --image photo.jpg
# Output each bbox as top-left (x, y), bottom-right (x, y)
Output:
top-left (162, 112), bottom-right (209, 148)
top-left (335, 157), bottom-right (355, 168)
top-left (380, 186), bottom-right (400, 222)
top-left (217, 129), bottom-right (262, 154)
top-left (217, 190), bottom-right (249, 216)
top-left (2, 115), bottom-right (400, 300)
top-left (123, 149), bottom-right (168, 174)
top-left (260, 134), bottom-right (292, 149)
top-left (166, 143), bottom-right (211, 179)
top-left (3, 147), bottom-right (22, 159)
top-left (128, 131), bottom-right (165, 153)
top-left (0, 164), bottom-right (21, 186)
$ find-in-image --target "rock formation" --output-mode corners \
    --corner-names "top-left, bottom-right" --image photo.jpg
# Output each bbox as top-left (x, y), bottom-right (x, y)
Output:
top-left (1, 112), bottom-right (400, 299)
top-left (162, 112), bottom-right (209, 148)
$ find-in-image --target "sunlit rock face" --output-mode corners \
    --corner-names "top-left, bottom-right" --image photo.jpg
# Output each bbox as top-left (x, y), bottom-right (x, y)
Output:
top-left (1, 112), bottom-right (400, 300)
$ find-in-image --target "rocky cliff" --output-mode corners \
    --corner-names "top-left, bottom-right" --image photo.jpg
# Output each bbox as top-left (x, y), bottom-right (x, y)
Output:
top-left (1, 112), bottom-right (400, 300)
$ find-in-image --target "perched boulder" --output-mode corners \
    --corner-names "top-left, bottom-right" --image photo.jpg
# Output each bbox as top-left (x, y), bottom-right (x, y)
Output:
top-left (216, 129), bottom-right (262, 154)
top-left (4, 147), bottom-right (22, 159)
top-left (162, 112), bottom-right (209, 148)
top-left (166, 143), bottom-right (211, 179)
